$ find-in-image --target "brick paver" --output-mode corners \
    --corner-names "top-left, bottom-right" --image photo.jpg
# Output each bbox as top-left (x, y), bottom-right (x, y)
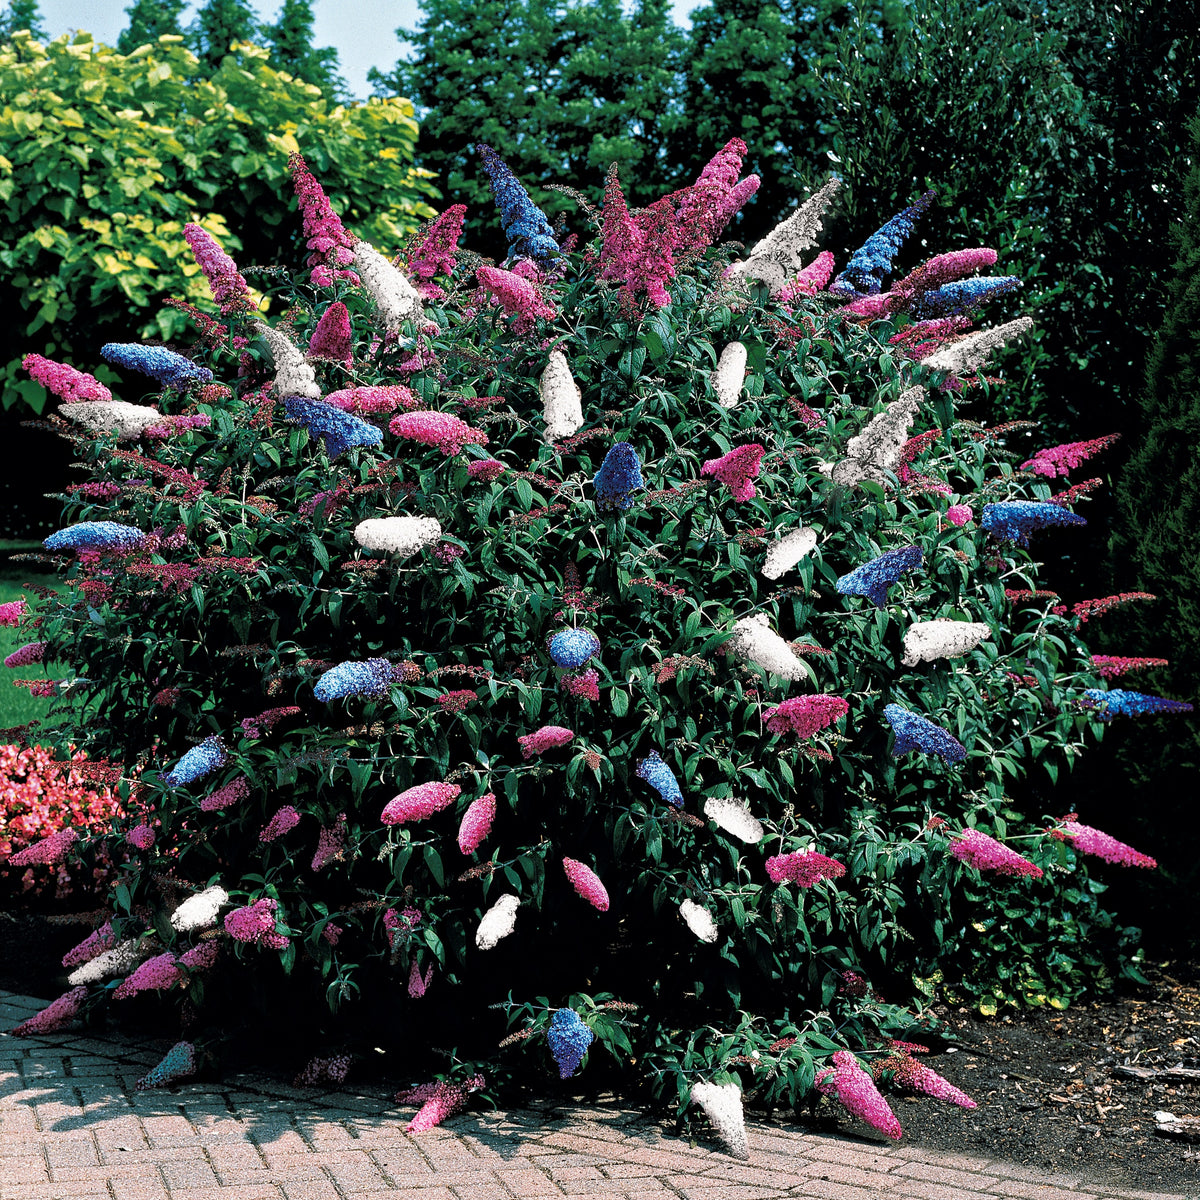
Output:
top-left (0, 989), bottom-right (1189, 1200)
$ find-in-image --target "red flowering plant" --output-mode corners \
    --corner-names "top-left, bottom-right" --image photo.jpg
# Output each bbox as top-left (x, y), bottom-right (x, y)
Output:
top-left (8, 144), bottom-right (1187, 1147)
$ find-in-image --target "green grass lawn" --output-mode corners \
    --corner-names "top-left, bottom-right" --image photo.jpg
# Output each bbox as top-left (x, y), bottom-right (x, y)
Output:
top-left (0, 571), bottom-right (65, 731)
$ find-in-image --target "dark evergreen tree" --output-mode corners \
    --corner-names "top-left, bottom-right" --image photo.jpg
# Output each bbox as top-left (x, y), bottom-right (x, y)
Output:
top-left (0, 0), bottom-right (46, 40)
top-left (188, 0), bottom-right (262, 72)
top-left (369, 0), bottom-right (687, 257)
top-left (262, 0), bottom-right (346, 98)
top-left (117, 0), bottom-right (186, 53)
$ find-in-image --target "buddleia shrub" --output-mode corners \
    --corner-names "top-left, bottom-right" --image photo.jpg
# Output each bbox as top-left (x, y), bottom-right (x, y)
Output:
top-left (5, 141), bottom-right (1185, 1141)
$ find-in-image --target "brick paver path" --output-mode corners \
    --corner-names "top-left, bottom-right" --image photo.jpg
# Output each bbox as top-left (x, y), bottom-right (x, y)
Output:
top-left (0, 990), bottom-right (1187, 1200)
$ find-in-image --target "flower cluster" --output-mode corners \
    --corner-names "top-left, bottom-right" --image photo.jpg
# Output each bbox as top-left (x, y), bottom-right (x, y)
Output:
top-left (406, 204), bottom-right (467, 298)
top-left (950, 828), bottom-right (1043, 878)
top-left (981, 500), bottom-right (1088, 547)
top-left (354, 516), bottom-right (442, 557)
top-left (909, 275), bottom-right (1021, 319)
top-left (284, 396), bottom-right (383, 458)
top-left (883, 704), bottom-right (966, 764)
top-left (900, 620), bottom-right (991, 666)
top-left (690, 1081), bottom-right (749, 1159)
top-left (559, 669), bottom-right (600, 701)
top-left (4, 641), bottom-right (47, 668)
top-left (6, 826), bottom-right (78, 867)
top-left (636, 751), bottom-right (683, 806)
top-left (44, 521), bottom-right (145, 554)
top-left (547, 1007), bottom-right (594, 1079)
top-left (518, 724), bottom-right (574, 759)
top-left (199, 776), bottom-right (249, 813)
top-left (1081, 689), bottom-right (1194, 720)
top-left (701, 443), bottom-right (766, 502)
top-left (224, 898), bottom-right (289, 950)
top-left (562, 857), bottom-right (609, 911)
top-left (876, 1050), bottom-right (977, 1109)
top-left (307, 301), bottom-right (353, 367)
top-left (136, 1041), bottom-right (196, 1090)
top-left (162, 737), bottom-right (228, 787)
top-left (468, 458), bottom-right (507, 483)
top-left (945, 503), bottom-right (973, 526)
top-left (390, 410), bottom-right (487, 455)
top-left (314, 658), bottom-right (394, 702)
top-left (475, 264), bottom-right (558, 330)
top-left (457, 792), bottom-right (496, 854)
top-left (728, 614), bottom-right (808, 681)
top-left (12, 987), bottom-right (88, 1036)
top-left (381, 781), bottom-right (462, 824)
top-left (22, 353), bottom-right (112, 402)
top-left (1055, 820), bottom-right (1157, 868)
top-left (112, 951), bottom-right (183, 1000)
top-left (62, 922), bottom-right (116, 968)
top-left (832, 190), bottom-right (935, 297)
top-left (183, 223), bottom-right (253, 314)
top-left (1090, 655), bottom-right (1168, 679)
top-left (815, 1050), bottom-right (903, 1139)
top-left (311, 814), bottom-right (347, 871)
top-left (680, 899), bottom-right (719, 944)
top-left (1020, 433), bottom-right (1120, 478)
top-left (240, 706), bottom-right (301, 740)
top-left (765, 849), bottom-right (847, 886)
top-left (1054, 592), bottom-right (1155, 623)
top-left (475, 894), bottom-right (519, 950)
top-left (835, 546), bottom-right (923, 607)
top-left (762, 695), bottom-right (848, 738)
top-left (549, 628), bottom-right (600, 670)
top-left (761, 527), bottom-right (818, 580)
top-left (289, 152), bottom-right (359, 286)
top-left (395, 1074), bottom-right (485, 1132)
top-left (592, 442), bottom-right (644, 510)
top-left (100, 343), bottom-right (213, 388)
top-left (294, 1054), bottom-right (353, 1089)
top-left (703, 797), bottom-right (764, 843)
top-left (476, 142), bottom-right (560, 264)
top-left (171, 885), bottom-right (229, 932)
top-left (326, 385), bottom-right (417, 415)
top-left (260, 806), bottom-right (301, 842)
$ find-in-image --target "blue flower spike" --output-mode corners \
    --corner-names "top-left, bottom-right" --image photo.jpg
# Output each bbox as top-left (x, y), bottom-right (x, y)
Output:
top-left (547, 1008), bottom-right (594, 1079)
top-left (910, 276), bottom-right (1021, 319)
top-left (883, 703), bottom-right (966, 765)
top-left (163, 736), bottom-right (229, 788)
top-left (283, 396), bottom-right (383, 458)
top-left (101, 343), bottom-right (213, 389)
top-left (314, 658), bottom-right (394, 702)
top-left (549, 629), bottom-right (601, 670)
top-left (593, 442), bottom-right (645, 512)
top-left (835, 546), bottom-right (923, 608)
top-left (43, 521), bottom-right (146, 554)
top-left (475, 143), bottom-right (561, 266)
top-left (636, 751), bottom-right (684, 807)
top-left (831, 190), bottom-right (936, 296)
top-left (1082, 689), bottom-right (1194, 722)
top-left (981, 502), bottom-right (1087, 549)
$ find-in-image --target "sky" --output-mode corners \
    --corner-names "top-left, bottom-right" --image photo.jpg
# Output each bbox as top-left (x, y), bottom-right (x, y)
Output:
top-left (41, 1), bottom-right (697, 99)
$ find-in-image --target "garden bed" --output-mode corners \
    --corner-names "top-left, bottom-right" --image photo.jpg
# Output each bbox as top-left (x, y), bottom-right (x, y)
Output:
top-left (3, 909), bottom-right (1197, 1193)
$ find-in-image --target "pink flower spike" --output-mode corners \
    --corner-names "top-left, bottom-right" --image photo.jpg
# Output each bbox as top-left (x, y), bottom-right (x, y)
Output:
top-left (260, 806), bottom-right (301, 842)
top-left (560, 668), bottom-right (600, 702)
top-left (1091, 655), bottom-right (1169, 679)
top-left (407, 204), bottom-right (467, 294)
top-left (112, 952), bottom-right (182, 999)
top-left (4, 641), bottom-right (48, 668)
top-left (381, 781), bottom-right (462, 825)
top-left (183, 223), bottom-right (253, 314)
top-left (838, 292), bottom-right (899, 321)
top-left (475, 265), bottom-right (558, 330)
top-left (778, 252), bottom-right (837, 302)
top-left (762, 695), bottom-right (848, 739)
top-left (23, 353), bottom-right (113, 403)
top-left (396, 1075), bottom-right (484, 1132)
top-left (701, 444), bottom-right (766, 502)
top-left (765, 849), bottom-right (847, 887)
top-left (390, 410), bottom-right (488, 456)
top-left (7, 827), bottom-right (78, 867)
top-left (12, 987), bottom-right (88, 1035)
top-left (950, 828), bottom-right (1043, 878)
top-left (308, 301), bottom-right (353, 368)
top-left (815, 1049), bottom-right (903, 1140)
top-left (1020, 434), bottom-right (1121, 479)
top-left (886, 1053), bottom-right (977, 1109)
top-left (127, 824), bottom-right (156, 850)
top-left (457, 792), bottom-right (496, 855)
top-left (311, 813), bottom-right (347, 871)
top-left (945, 504), bottom-right (974, 527)
top-left (199, 776), bottom-right (250, 813)
top-left (0, 598), bottom-right (28, 626)
top-left (518, 725), bottom-right (574, 760)
top-left (224, 898), bottom-right (288, 949)
top-left (1057, 821), bottom-right (1157, 868)
top-left (407, 955), bottom-right (434, 998)
top-left (325, 385), bottom-right (418, 415)
top-left (467, 458), bottom-right (506, 482)
top-left (180, 941), bottom-right (220, 971)
top-left (62, 922), bottom-right (116, 968)
top-left (289, 152), bottom-right (360, 286)
top-left (563, 857), bottom-right (610, 911)
top-left (892, 248), bottom-right (999, 299)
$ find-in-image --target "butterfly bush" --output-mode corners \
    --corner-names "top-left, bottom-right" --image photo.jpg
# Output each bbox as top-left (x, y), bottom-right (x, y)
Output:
top-left (16, 141), bottom-right (1186, 1151)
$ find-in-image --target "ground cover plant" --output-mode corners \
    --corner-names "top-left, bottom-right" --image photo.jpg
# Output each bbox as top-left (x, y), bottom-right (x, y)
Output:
top-left (2, 141), bottom-right (1190, 1151)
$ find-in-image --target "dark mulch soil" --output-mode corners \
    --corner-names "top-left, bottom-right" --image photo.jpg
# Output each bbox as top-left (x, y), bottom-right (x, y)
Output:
top-left (5, 909), bottom-right (1199, 1193)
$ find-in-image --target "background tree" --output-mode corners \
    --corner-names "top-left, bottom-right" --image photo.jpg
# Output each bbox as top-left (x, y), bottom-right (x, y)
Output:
top-left (370, 0), bottom-right (687, 259)
top-left (116, 0), bottom-right (186, 53)
top-left (261, 0), bottom-right (347, 98)
top-left (187, 0), bottom-right (262, 71)
top-left (0, 0), bottom-right (45, 40)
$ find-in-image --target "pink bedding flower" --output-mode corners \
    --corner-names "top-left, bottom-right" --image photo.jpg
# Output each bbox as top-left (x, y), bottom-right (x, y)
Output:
top-left (563, 857), bottom-right (610, 911)
top-left (289, 152), bottom-right (359, 286)
top-left (882, 1052), bottom-right (977, 1109)
top-left (408, 956), bottom-right (434, 998)
top-left (949, 828), bottom-right (1043, 878)
top-left (1021, 434), bottom-right (1120, 479)
top-left (518, 724), bottom-right (574, 760)
top-left (381, 781), bottom-right (462, 824)
top-left (390, 410), bottom-right (488, 455)
top-left (0, 598), bottom-right (28, 626)
top-left (560, 668), bottom-right (600, 701)
top-left (762, 695), bottom-right (848, 738)
top-left (701, 444), bottom-right (766, 501)
top-left (457, 792), bottom-right (496, 854)
top-left (765, 849), bottom-right (847, 887)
